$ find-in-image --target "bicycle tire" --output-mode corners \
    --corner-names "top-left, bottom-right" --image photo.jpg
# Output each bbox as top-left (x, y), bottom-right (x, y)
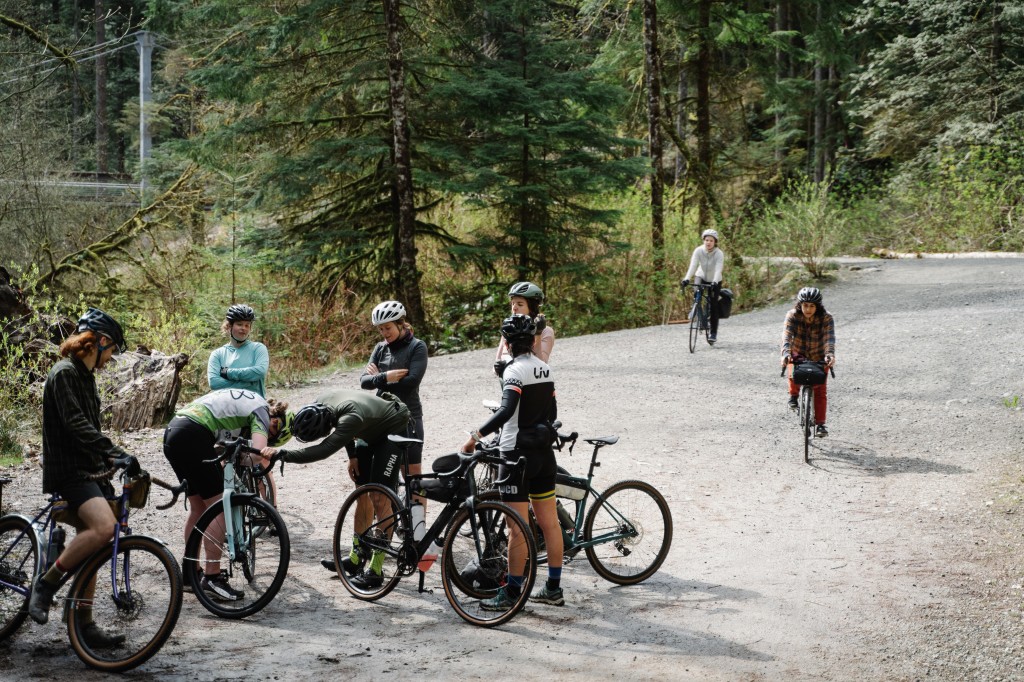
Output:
top-left (703, 296), bottom-right (713, 345)
top-left (801, 387), bottom-right (812, 463)
top-left (184, 495), bottom-right (290, 619)
top-left (583, 480), bottom-right (673, 585)
top-left (441, 500), bottom-right (536, 627)
top-left (333, 484), bottom-right (405, 601)
top-left (66, 535), bottom-right (182, 673)
top-left (0, 515), bottom-right (40, 641)
top-left (688, 301), bottom-right (699, 353)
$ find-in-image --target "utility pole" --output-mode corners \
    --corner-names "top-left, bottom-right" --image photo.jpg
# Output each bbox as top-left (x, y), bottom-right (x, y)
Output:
top-left (135, 31), bottom-right (155, 200)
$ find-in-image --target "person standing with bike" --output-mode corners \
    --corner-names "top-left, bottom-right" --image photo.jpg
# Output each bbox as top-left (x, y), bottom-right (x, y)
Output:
top-left (207, 304), bottom-right (269, 397)
top-left (680, 229), bottom-right (725, 344)
top-left (260, 389), bottom-right (410, 587)
top-left (463, 314), bottom-right (564, 609)
top-left (28, 308), bottom-right (129, 647)
top-left (162, 389), bottom-right (292, 599)
top-left (781, 287), bottom-right (836, 438)
top-left (361, 301), bottom-right (428, 507)
top-left (494, 282), bottom-right (554, 375)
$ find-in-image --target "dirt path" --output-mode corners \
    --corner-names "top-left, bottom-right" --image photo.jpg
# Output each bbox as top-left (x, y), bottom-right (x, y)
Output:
top-left (2, 257), bottom-right (1023, 680)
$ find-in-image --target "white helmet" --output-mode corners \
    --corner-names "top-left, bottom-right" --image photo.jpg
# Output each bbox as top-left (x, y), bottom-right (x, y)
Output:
top-left (371, 300), bottom-right (406, 326)
top-left (701, 229), bottom-right (719, 241)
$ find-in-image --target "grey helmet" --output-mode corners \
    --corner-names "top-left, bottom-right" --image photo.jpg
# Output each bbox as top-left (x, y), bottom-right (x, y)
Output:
top-left (796, 287), bottom-right (823, 304)
top-left (226, 304), bottom-right (256, 323)
top-left (508, 282), bottom-right (544, 302)
top-left (701, 229), bottom-right (719, 241)
top-left (371, 300), bottom-right (406, 326)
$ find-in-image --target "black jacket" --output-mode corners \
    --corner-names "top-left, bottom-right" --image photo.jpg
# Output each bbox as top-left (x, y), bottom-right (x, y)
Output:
top-left (360, 332), bottom-right (427, 418)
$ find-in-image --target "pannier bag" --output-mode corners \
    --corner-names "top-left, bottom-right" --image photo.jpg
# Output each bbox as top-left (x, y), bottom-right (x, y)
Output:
top-left (717, 288), bottom-right (734, 319)
top-left (792, 362), bottom-right (827, 386)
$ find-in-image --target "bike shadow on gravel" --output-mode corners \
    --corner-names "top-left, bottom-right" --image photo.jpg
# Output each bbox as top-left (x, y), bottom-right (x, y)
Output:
top-left (807, 439), bottom-right (970, 477)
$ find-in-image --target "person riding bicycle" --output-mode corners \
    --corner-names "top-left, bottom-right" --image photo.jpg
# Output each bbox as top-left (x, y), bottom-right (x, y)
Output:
top-left (781, 287), bottom-right (836, 438)
top-left (207, 304), bottom-right (270, 397)
top-left (260, 389), bottom-right (410, 587)
top-left (163, 389), bottom-right (293, 599)
top-left (463, 314), bottom-right (564, 609)
top-left (494, 281), bottom-right (553, 375)
top-left (361, 300), bottom-right (428, 506)
top-left (28, 307), bottom-right (129, 647)
top-left (680, 229), bottom-right (725, 344)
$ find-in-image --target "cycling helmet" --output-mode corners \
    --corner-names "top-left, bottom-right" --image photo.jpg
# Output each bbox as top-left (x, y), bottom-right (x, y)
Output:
top-left (269, 411), bottom-right (295, 447)
top-left (500, 314), bottom-right (537, 346)
top-left (76, 307), bottom-right (126, 353)
top-left (796, 287), bottom-right (823, 304)
top-left (371, 300), bottom-right (406, 326)
top-left (226, 304), bottom-right (256, 323)
top-left (292, 403), bottom-right (335, 442)
top-left (701, 229), bottom-right (719, 241)
top-left (507, 282), bottom-right (544, 302)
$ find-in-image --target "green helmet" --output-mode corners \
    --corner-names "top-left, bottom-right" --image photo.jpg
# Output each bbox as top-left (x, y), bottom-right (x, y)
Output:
top-left (508, 282), bottom-right (544, 302)
top-left (269, 411), bottom-right (295, 447)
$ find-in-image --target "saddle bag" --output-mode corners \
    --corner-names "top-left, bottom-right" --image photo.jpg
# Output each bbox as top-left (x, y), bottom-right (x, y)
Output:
top-left (792, 362), bottom-right (827, 386)
top-left (717, 288), bottom-right (734, 319)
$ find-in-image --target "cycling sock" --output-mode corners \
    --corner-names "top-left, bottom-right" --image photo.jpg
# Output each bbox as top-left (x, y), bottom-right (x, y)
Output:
top-left (42, 561), bottom-right (68, 587)
top-left (349, 536), bottom-right (362, 564)
top-left (547, 567), bottom-right (562, 590)
top-left (507, 574), bottom-right (524, 597)
top-left (368, 549), bottom-right (385, 575)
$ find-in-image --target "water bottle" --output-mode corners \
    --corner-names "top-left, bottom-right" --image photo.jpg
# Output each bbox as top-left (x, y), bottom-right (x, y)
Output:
top-left (418, 540), bottom-right (441, 572)
top-left (556, 500), bottom-right (574, 532)
top-left (410, 502), bottom-right (426, 542)
top-left (46, 527), bottom-right (66, 569)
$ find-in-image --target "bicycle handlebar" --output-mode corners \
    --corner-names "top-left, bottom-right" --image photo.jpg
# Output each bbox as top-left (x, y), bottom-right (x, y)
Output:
top-left (205, 437), bottom-right (263, 464)
top-left (152, 477), bottom-right (189, 510)
top-left (781, 359), bottom-right (836, 378)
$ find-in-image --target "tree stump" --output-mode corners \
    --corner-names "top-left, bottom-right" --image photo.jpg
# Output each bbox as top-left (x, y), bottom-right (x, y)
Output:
top-left (98, 349), bottom-right (190, 431)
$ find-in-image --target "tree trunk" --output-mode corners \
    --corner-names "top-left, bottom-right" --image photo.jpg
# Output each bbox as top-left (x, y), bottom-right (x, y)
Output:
top-left (674, 44), bottom-right (688, 186)
top-left (774, 0), bottom-right (787, 165)
top-left (101, 350), bottom-right (190, 431)
top-left (695, 0), bottom-right (712, 231)
top-left (381, 0), bottom-right (424, 330)
top-left (643, 0), bottom-right (664, 274)
top-left (95, 0), bottom-right (108, 175)
top-left (517, 17), bottom-right (531, 281)
top-left (71, 0), bottom-right (81, 165)
top-left (813, 3), bottom-right (826, 183)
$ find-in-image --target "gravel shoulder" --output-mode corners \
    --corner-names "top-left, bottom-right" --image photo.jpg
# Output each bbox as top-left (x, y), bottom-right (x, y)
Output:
top-left (2, 256), bottom-right (1023, 680)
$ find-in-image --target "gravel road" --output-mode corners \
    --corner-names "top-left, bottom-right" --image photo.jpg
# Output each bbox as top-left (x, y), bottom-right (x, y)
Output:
top-left (2, 256), bottom-right (1023, 681)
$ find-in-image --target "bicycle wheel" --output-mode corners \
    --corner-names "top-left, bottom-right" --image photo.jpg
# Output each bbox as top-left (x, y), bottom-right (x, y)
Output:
top-left (66, 535), bottom-right (182, 673)
top-left (332, 484), bottom-right (404, 601)
top-left (688, 301), bottom-right (700, 353)
top-left (0, 516), bottom-right (40, 641)
top-left (441, 501), bottom-right (536, 627)
top-left (801, 387), bottom-right (812, 463)
top-left (238, 467), bottom-right (276, 539)
top-left (583, 480), bottom-right (673, 585)
top-left (184, 495), bottom-right (290, 619)
top-left (702, 297), bottom-right (713, 345)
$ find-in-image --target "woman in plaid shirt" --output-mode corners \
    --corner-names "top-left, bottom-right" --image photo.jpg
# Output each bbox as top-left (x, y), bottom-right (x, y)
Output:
top-left (781, 287), bottom-right (836, 437)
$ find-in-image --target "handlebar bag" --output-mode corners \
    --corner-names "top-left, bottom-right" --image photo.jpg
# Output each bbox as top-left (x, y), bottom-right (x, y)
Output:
top-left (792, 363), bottom-right (827, 386)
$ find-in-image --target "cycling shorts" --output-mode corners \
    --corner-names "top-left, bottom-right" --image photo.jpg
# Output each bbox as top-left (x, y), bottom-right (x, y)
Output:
top-left (57, 479), bottom-right (114, 512)
top-left (163, 416), bottom-right (222, 499)
top-left (402, 416), bottom-right (424, 467)
top-left (496, 447), bottom-right (556, 503)
top-left (353, 435), bottom-right (402, 490)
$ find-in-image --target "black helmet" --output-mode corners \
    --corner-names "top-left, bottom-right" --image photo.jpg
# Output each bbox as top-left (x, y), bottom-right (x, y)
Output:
top-left (292, 403), bottom-right (335, 442)
top-left (796, 287), bottom-right (822, 304)
top-left (76, 307), bottom-right (126, 353)
top-left (226, 304), bottom-right (256, 323)
top-left (500, 314), bottom-right (537, 346)
top-left (507, 282), bottom-right (544, 302)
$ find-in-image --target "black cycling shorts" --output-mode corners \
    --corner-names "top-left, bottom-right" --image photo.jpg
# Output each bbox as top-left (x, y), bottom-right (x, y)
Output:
top-left (163, 416), bottom-right (222, 499)
top-left (353, 435), bottom-right (402, 490)
top-left (57, 479), bottom-right (114, 511)
top-left (402, 416), bottom-right (424, 467)
top-left (496, 447), bottom-right (557, 503)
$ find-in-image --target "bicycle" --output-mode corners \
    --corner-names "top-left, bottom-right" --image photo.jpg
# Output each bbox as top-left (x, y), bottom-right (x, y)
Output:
top-left (685, 282), bottom-right (716, 353)
top-left (479, 429), bottom-right (673, 584)
top-left (330, 437), bottom-right (537, 627)
top-left (0, 456), bottom-right (187, 672)
top-left (182, 437), bottom-right (290, 619)
top-left (782, 359), bottom-right (836, 463)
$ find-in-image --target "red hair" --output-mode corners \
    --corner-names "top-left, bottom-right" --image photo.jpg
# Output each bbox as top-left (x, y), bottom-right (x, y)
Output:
top-left (59, 331), bottom-right (100, 360)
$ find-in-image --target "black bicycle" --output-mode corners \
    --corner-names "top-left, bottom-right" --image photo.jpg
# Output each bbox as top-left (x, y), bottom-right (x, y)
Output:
top-left (331, 438), bottom-right (537, 627)
top-left (782, 359), bottom-right (836, 463)
top-left (0, 457), bottom-right (186, 672)
top-left (685, 282), bottom-right (716, 352)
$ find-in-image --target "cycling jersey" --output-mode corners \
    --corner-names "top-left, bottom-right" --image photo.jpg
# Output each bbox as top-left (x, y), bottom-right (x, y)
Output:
top-left (207, 339), bottom-right (269, 397)
top-left (478, 354), bottom-right (557, 451)
top-left (360, 331), bottom-right (427, 418)
top-left (174, 388), bottom-right (271, 442)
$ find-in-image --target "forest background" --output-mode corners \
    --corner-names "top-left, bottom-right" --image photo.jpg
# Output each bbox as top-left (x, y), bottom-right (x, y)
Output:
top-left (1, 0), bottom-right (1023, 457)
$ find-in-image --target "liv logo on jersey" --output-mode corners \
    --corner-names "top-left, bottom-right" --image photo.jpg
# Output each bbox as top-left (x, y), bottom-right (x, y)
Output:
top-left (533, 367), bottom-right (550, 378)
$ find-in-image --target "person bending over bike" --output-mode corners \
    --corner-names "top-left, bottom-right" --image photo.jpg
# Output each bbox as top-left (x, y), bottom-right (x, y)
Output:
top-left (494, 281), bottom-right (553, 374)
top-left (28, 308), bottom-right (129, 647)
top-left (680, 229), bottom-right (725, 344)
top-left (163, 389), bottom-right (293, 599)
top-left (261, 389), bottom-right (410, 588)
top-left (361, 301), bottom-right (428, 507)
top-left (207, 304), bottom-right (270, 397)
top-left (463, 314), bottom-right (564, 609)
top-left (781, 287), bottom-right (836, 437)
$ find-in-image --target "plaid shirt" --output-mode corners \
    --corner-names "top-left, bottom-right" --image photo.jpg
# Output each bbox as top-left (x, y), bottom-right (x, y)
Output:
top-left (781, 309), bottom-right (835, 362)
top-left (41, 356), bottom-right (128, 493)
